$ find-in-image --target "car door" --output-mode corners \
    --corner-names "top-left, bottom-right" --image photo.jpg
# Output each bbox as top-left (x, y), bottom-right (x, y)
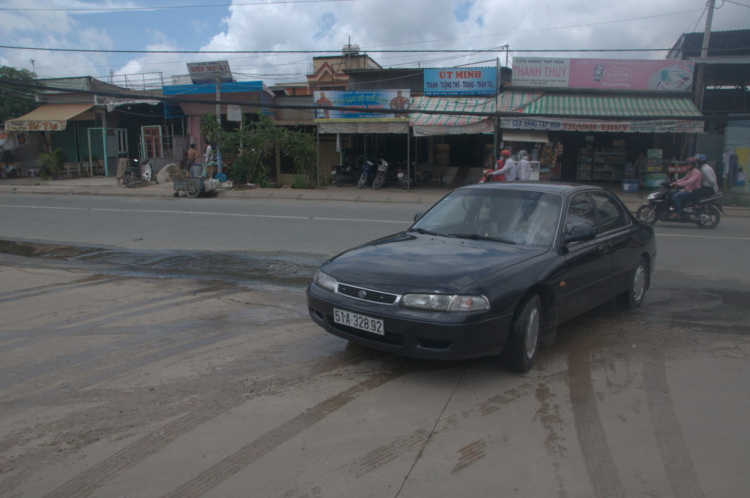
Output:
top-left (590, 191), bottom-right (638, 297)
top-left (557, 192), bottom-right (612, 322)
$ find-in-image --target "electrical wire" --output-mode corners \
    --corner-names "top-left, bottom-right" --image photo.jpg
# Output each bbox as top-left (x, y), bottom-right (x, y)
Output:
top-left (0, 0), bottom-right (361, 12)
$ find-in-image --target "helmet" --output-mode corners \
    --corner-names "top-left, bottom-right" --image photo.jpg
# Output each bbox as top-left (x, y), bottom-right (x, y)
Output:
top-left (500, 149), bottom-right (511, 157)
top-left (695, 154), bottom-right (707, 162)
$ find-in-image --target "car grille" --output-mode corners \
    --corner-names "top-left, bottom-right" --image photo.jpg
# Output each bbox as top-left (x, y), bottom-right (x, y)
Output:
top-left (337, 284), bottom-right (399, 304)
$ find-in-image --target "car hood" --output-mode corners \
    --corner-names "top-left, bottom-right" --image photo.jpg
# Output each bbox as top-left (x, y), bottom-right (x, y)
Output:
top-left (321, 232), bottom-right (547, 294)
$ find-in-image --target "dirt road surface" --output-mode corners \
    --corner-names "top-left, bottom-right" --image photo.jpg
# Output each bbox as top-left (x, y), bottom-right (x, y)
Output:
top-left (1, 248), bottom-right (749, 498)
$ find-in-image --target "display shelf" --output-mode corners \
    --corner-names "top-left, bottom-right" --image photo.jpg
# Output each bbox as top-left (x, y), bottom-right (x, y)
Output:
top-left (592, 149), bottom-right (626, 181)
top-left (577, 148), bottom-right (593, 181)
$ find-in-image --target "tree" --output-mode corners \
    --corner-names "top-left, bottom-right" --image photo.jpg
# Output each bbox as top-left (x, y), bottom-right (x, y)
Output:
top-left (0, 66), bottom-right (43, 122)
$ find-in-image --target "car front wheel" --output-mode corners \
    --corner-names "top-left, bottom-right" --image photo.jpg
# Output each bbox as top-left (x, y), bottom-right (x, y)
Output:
top-left (501, 294), bottom-right (542, 373)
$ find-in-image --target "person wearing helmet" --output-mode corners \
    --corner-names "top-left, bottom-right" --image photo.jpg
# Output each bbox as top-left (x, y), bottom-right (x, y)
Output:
top-left (490, 149), bottom-right (517, 181)
top-left (693, 153), bottom-right (719, 198)
top-left (669, 157), bottom-right (702, 218)
top-left (517, 150), bottom-right (531, 181)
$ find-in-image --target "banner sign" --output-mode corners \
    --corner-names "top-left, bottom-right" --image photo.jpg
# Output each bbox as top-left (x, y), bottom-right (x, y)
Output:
top-left (500, 117), bottom-right (704, 134)
top-left (5, 120), bottom-right (66, 131)
top-left (424, 68), bottom-right (497, 95)
top-left (186, 60), bottom-right (233, 85)
top-left (512, 58), bottom-right (695, 91)
top-left (313, 90), bottom-right (411, 121)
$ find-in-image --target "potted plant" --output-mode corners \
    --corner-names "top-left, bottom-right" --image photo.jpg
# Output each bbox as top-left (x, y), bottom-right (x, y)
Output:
top-left (38, 147), bottom-right (65, 180)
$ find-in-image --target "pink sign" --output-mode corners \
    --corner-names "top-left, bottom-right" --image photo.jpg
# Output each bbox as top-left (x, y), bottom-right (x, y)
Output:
top-left (513, 58), bottom-right (695, 91)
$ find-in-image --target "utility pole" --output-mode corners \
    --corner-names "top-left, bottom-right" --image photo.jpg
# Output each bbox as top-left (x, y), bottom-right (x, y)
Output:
top-left (693, 0), bottom-right (716, 110)
top-left (215, 73), bottom-right (223, 175)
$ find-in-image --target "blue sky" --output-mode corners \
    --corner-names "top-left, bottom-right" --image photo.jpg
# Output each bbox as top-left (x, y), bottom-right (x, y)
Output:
top-left (1, 0), bottom-right (748, 86)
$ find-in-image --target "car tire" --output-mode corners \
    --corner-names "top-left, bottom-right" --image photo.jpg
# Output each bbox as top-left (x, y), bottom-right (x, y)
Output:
top-left (617, 257), bottom-right (648, 309)
top-left (501, 294), bottom-right (542, 373)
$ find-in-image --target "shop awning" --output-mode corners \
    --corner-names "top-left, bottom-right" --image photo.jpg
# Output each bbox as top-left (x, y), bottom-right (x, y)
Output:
top-left (519, 94), bottom-right (702, 117)
top-left (503, 94), bottom-right (704, 133)
top-left (410, 92), bottom-right (541, 137)
top-left (4, 103), bottom-right (94, 132)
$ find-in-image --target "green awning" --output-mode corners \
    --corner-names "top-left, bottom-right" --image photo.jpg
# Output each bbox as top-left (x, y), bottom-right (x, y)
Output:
top-left (520, 95), bottom-right (702, 117)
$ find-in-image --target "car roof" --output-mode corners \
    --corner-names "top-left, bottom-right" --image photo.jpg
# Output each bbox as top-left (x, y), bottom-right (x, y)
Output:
top-left (457, 181), bottom-right (607, 197)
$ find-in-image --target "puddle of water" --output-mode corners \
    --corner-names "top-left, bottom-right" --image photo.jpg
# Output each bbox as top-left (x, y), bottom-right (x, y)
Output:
top-left (0, 239), bottom-right (320, 287)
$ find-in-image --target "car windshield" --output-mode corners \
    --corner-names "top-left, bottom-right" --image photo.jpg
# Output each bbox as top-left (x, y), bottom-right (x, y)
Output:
top-left (410, 188), bottom-right (563, 247)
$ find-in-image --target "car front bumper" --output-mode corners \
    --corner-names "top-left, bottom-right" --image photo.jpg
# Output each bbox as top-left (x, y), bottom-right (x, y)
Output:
top-left (307, 284), bottom-right (513, 360)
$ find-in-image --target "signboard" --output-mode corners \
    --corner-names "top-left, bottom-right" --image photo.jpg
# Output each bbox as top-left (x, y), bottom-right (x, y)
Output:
top-left (500, 117), bottom-right (704, 134)
top-left (186, 60), bottom-right (233, 84)
top-left (313, 90), bottom-right (411, 121)
top-left (5, 120), bottom-right (66, 131)
top-left (227, 105), bottom-right (242, 122)
top-left (512, 58), bottom-right (695, 91)
top-left (424, 68), bottom-right (497, 95)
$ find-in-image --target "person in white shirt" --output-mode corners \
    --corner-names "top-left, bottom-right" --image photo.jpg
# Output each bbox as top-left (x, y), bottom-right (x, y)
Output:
top-left (517, 150), bottom-right (531, 181)
top-left (490, 150), bottom-right (517, 181)
top-left (694, 153), bottom-right (719, 198)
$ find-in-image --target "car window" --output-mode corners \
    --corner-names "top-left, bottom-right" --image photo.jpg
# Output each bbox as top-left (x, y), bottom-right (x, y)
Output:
top-left (591, 192), bottom-right (629, 232)
top-left (565, 193), bottom-right (599, 234)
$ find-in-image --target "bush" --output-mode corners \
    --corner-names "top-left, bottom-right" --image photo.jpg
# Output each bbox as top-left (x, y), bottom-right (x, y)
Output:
top-left (291, 175), bottom-right (309, 189)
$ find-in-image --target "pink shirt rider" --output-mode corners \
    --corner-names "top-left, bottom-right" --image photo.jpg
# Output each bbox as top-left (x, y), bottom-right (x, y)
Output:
top-left (674, 168), bottom-right (702, 192)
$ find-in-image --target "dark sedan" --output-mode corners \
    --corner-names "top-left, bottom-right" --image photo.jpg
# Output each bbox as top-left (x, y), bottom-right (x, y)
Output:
top-left (307, 182), bottom-right (656, 372)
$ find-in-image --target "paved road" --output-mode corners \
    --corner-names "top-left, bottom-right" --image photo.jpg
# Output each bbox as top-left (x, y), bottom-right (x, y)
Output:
top-left (0, 190), bottom-right (749, 498)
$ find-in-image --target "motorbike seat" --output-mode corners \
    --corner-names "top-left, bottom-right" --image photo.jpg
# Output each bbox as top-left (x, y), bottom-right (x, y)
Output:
top-left (696, 192), bottom-right (722, 203)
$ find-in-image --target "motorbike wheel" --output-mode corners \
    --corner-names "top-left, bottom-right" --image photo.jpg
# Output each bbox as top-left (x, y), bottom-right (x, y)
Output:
top-left (335, 175), bottom-right (345, 187)
top-left (123, 171), bottom-right (138, 188)
top-left (696, 205), bottom-right (721, 229)
top-left (357, 172), bottom-right (368, 189)
top-left (401, 178), bottom-right (409, 190)
top-left (372, 172), bottom-right (385, 190)
top-left (635, 204), bottom-right (658, 226)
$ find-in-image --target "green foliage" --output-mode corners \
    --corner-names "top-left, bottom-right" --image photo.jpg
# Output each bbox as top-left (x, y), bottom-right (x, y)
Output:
top-left (38, 147), bottom-right (65, 175)
top-left (291, 175), bottom-right (308, 189)
top-left (201, 112), bottom-right (319, 188)
top-left (0, 66), bottom-right (43, 122)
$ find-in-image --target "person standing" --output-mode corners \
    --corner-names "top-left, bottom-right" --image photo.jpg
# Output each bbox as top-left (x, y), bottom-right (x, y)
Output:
top-left (517, 150), bottom-right (531, 181)
top-left (185, 144), bottom-right (199, 173)
top-left (669, 158), bottom-right (702, 218)
top-left (204, 142), bottom-right (215, 164)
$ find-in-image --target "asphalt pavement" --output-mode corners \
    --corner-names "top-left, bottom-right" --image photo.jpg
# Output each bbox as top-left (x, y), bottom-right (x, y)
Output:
top-left (1, 175), bottom-right (748, 216)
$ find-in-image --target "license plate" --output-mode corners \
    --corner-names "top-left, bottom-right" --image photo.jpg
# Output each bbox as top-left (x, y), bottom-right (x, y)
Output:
top-left (333, 308), bottom-right (384, 335)
top-left (397, 172), bottom-right (404, 179)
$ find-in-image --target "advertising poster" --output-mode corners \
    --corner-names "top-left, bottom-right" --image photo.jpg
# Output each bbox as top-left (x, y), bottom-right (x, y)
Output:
top-left (424, 68), bottom-right (497, 96)
top-left (313, 90), bottom-right (411, 121)
top-left (512, 58), bottom-right (695, 91)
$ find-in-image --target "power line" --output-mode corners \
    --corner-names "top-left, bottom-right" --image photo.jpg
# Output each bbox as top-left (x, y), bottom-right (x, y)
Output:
top-left (0, 0), bottom-right (360, 12)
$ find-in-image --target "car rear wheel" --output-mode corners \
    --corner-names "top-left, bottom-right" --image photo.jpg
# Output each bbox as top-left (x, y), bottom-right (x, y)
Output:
top-left (501, 294), bottom-right (542, 373)
top-left (617, 257), bottom-right (647, 309)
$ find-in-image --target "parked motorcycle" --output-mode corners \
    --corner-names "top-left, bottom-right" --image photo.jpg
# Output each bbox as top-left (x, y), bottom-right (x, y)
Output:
top-left (332, 156), bottom-right (360, 187)
top-left (357, 156), bottom-right (380, 189)
top-left (372, 158), bottom-right (396, 190)
top-left (123, 158), bottom-right (159, 188)
top-left (635, 177), bottom-right (724, 229)
top-left (398, 162), bottom-right (419, 190)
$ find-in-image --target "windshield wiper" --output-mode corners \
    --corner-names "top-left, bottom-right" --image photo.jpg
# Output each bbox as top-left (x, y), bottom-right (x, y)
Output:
top-left (408, 227), bottom-right (451, 237)
top-left (450, 233), bottom-right (518, 245)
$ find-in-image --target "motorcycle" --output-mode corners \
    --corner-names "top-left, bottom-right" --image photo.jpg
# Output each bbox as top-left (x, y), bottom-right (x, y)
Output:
top-left (332, 156), bottom-right (360, 187)
top-left (635, 177), bottom-right (724, 229)
top-left (357, 157), bottom-right (379, 189)
top-left (398, 162), bottom-right (419, 190)
top-left (123, 158), bottom-right (159, 188)
top-left (479, 169), bottom-right (504, 183)
top-left (371, 158), bottom-right (392, 190)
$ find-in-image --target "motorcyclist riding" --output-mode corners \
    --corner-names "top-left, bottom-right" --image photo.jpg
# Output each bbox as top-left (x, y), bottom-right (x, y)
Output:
top-left (669, 157), bottom-right (702, 219)
top-left (693, 153), bottom-right (720, 199)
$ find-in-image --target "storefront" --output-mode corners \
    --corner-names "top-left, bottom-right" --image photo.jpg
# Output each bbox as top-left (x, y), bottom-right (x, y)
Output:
top-left (505, 57), bottom-right (704, 188)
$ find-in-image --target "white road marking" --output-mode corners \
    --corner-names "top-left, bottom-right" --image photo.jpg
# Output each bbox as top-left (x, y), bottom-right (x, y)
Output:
top-left (0, 204), bottom-right (412, 224)
top-left (655, 233), bottom-right (750, 241)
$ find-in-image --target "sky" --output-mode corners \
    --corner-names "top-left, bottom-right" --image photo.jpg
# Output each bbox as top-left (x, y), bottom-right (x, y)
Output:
top-left (0, 0), bottom-right (749, 88)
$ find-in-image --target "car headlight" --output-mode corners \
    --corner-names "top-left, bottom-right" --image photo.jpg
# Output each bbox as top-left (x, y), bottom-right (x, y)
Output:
top-left (314, 270), bottom-right (337, 292)
top-left (401, 293), bottom-right (490, 312)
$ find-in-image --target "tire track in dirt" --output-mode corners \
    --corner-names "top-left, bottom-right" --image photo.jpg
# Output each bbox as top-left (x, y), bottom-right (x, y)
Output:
top-left (451, 439), bottom-right (487, 474)
top-left (568, 345), bottom-right (626, 498)
top-left (159, 373), bottom-right (402, 498)
top-left (643, 347), bottom-right (706, 498)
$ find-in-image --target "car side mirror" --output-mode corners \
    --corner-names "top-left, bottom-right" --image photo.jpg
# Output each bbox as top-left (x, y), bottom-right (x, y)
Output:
top-left (414, 212), bottom-right (422, 222)
top-left (564, 224), bottom-right (597, 244)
